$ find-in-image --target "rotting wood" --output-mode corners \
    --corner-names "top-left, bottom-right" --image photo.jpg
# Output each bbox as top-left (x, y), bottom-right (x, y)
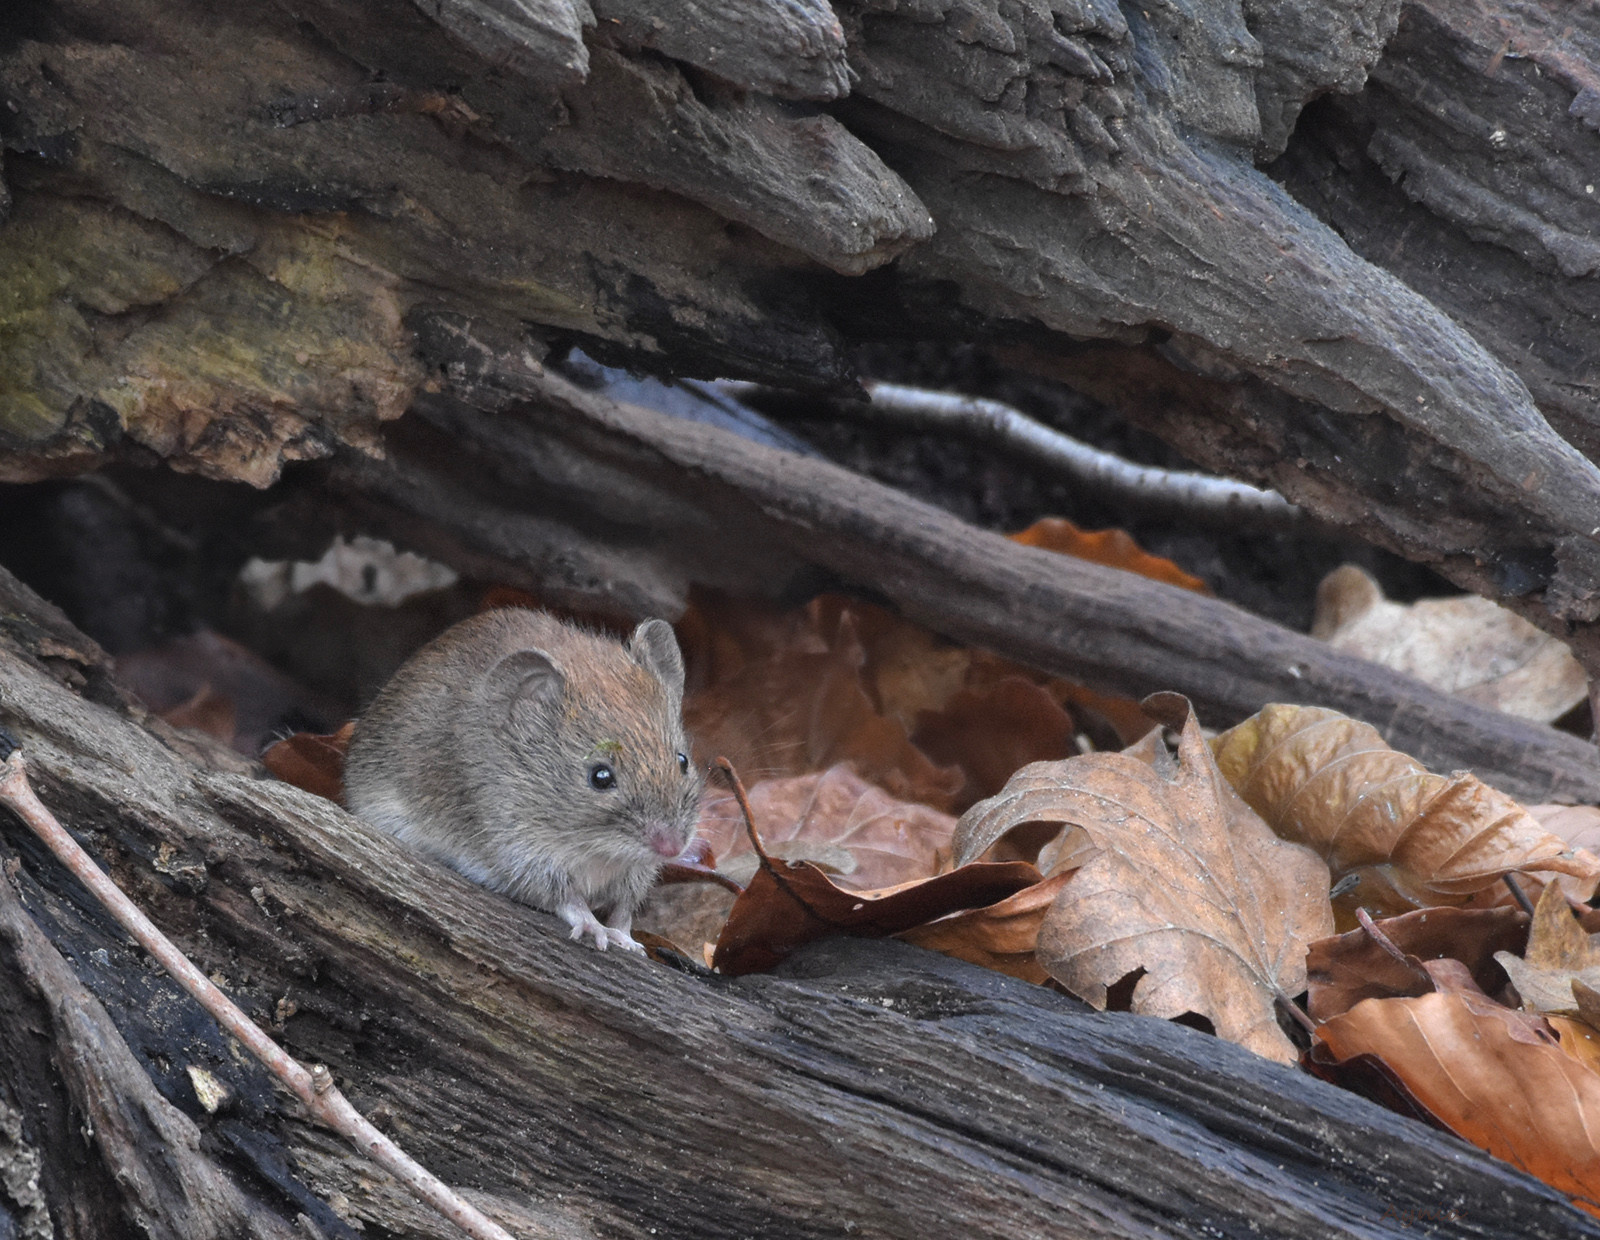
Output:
top-left (0, 745), bottom-right (515, 1240)
top-left (0, 567), bottom-right (1594, 1239)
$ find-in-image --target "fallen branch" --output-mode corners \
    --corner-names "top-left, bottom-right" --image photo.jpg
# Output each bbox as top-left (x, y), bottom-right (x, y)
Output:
top-left (380, 330), bottom-right (1600, 805)
top-left (717, 379), bottom-right (1303, 528)
top-left (0, 735), bottom-right (514, 1240)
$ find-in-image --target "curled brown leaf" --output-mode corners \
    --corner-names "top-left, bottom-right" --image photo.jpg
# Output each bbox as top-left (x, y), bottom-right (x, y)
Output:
top-left (1211, 704), bottom-right (1600, 913)
top-left (1313, 991), bottom-right (1600, 1216)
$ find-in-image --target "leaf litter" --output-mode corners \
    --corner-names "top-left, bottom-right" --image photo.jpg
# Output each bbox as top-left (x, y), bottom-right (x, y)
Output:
top-left (244, 523), bottom-right (1600, 1214)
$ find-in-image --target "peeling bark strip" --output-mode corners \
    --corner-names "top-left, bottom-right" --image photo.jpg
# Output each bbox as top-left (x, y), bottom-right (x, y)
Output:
top-left (0, 571), bottom-right (1593, 1238)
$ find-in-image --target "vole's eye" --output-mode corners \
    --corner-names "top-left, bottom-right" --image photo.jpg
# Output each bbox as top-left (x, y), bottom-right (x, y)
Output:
top-left (677, 751), bottom-right (689, 775)
top-left (588, 763), bottom-right (616, 791)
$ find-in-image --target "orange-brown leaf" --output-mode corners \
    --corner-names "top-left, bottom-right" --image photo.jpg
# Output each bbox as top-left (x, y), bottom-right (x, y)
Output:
top-left (912, 677), bottom-right (1077, 809)
top-left (896, 869), bottom-right (1076, 983)
top-left (261, 723), bottom-right (354, 803)
top-left (1313, 991), bottom-right (1600, 1215)
top-left (711, 855), bottom-right (1041, 976)
top-left (1010, 518), bottom-right (1208, 593)
top-left (1211, 704), bottom-right (1600, 912)
top-left (679, 593), bottom-right (963, 809)
top-left (1306, 906), bottom-right (1529, 1021)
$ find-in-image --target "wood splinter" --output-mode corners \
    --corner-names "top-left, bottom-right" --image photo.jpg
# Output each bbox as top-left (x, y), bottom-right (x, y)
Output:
top-left (0, 733), bottom-right (515, 1240)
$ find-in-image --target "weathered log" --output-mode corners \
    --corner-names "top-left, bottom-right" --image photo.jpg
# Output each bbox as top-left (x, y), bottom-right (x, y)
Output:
top-left (282, 335), bottom-right (1600, 805)
top-left (0, 569), bottom-right (1594, 1239)
top-left (4, 0), bottom-right (1600, 659)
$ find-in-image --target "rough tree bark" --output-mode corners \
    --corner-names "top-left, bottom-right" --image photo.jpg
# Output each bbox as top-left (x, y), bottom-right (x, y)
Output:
top-left (4, 0), bottom-right (1600, 1234)
top-left (3, 0), bottom-right (1600, 656)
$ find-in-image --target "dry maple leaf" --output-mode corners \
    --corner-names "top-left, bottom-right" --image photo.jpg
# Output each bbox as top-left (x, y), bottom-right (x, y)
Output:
top-left (1313, 564), bottom-right (1587, 723)
top-left (1496, 883), bottom-right (1600, 1024)
top-left (1313, 988), bottom-right (1600, 1216)
top-left (1211, 704), bottom-right (1600, 913)
top-left (955, 696), bottom-right (1333, 1064)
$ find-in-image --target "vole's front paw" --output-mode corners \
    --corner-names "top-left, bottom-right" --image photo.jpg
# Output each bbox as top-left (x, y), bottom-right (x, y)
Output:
top-left (605, 926), bottom-right (646, 954)
top-left (559, 900), bottom-right (612, 950)
top-left (558, 901), bottom-right (644, 953)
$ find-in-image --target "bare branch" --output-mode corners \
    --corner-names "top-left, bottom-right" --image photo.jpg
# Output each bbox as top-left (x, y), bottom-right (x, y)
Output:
top-left (715, 379), bottom-right (1303, 528)
top-left (0, 745), bottom-right (516, 1240)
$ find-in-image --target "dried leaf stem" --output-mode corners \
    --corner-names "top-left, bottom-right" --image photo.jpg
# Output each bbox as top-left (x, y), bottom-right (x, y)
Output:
top-left (1502, 873), bottom-right (1536, 918)
top-left (713, 755), bottom-right (846, 926)
top-left (0, 745), bottom-right (515, 1240)
top-left (1354, 907), bottom-right (1434, 990)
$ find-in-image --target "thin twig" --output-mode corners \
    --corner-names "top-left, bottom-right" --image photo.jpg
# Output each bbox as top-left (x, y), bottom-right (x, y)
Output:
top-left (0, 744), bottom-right (514, 1240)
top-left (714, 756), bottom-right (764, 858)
top-left (715, 379), bottom-right (1303, 528)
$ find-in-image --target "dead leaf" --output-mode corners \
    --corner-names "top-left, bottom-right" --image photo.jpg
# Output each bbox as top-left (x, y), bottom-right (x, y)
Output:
top-left (696, 765), bottom-right (959, 890)
top-left (711, 847), bottom-right (1041, 976)
top-left (1306, 906), bottom-right (1529, 1021)
top-left (911, 677), bottom-right (1077, 809)
top-left (810, 594), bottom-right (973, 730)
top-left (642, 765), bottom-right (961, 951)
top-left (1010, 518), bottom-right (1208, 594)
top-left (1313, 564), bottom-right (1587, 723)
top-left (1531, 804), bottom-right (1600, 854)
top-left (956, 698), bottom-right (1333, 1063)
top-left (261, 723), bottom-right (355, 803)
top-left (1552, 1016), bottom-right (1600, 1075)
top-left (680, 588), bottom-right (1149, 804)
top-left (1211, 703), bottom-right (1600, 913)
top-left (679, 592), bottom-right (963, 809)
top-left (1495, 882), bottom-right (1600, 1023)
top-left (896, 869), bottom-right (1076, 983)
top-left (1313, 990), bottom-right (1600, 1216)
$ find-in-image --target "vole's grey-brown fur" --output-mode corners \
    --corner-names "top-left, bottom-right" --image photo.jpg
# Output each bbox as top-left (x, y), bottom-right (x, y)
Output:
top-left (343, 608), bottom-right (701, 952)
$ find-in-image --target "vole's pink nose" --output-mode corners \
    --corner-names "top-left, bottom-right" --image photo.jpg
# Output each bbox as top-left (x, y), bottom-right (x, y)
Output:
top-left (646, 824), bottom-right (690, 859)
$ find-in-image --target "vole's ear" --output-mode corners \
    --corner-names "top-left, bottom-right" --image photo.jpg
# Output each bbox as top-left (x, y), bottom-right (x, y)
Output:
top-left (627, 619), bottom-right (685, 708)
top-left (485, 648), bottom-right (564, 722)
